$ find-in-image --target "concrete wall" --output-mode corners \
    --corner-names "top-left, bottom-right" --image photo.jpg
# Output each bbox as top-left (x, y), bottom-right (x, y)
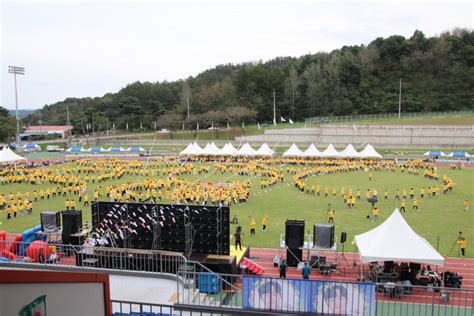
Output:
top-left (236, 125), bottom-right (474, 149)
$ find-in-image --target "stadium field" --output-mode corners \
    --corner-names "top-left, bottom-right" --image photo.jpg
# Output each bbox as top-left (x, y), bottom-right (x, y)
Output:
top-left (0, 159), bottom-right (472, 258)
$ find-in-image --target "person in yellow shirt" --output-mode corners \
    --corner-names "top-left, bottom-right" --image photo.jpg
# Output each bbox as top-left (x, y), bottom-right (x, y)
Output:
top-left (250, 219), bottom-right (257, 235)
top-left (464, 200), bottom-right (470, 212)
top-left (412, 198), bottom-right (419, 211)
top-left (458, 232), bottom-right (466, 257)
top-left (70, 199), bottom-right (76, 210)
top-left (400, 199), bottom-right (406, 213)
top-left (420, 188), bottom-right (425, 198)
top-left (65, 199), bottom-right (70, 210)
top-left (328, 204), bottom-right (335, 224)
top-left (384, 189), bottom-right (388, 200)
top-left (372, 206), bottom-right (379, 221)
top-left (262, 216), bottom-right (268, 231)
top-left (83, 194), bottom-right (90, 207)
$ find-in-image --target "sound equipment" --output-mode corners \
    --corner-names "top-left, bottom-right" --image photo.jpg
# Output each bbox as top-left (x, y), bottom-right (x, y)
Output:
top-left (62, 210), bottom-right (82, 244)
top-left (41, 211), bottom-right (61, 232)
top-left (340, 232), bottom-right (347, 243)
top-left (285, 220), bottom-right (305, 248)
top-left (92, 202), bottom-right (230, 256)
top-left (313, 224), bottom-right (334, 249)
top-left (286, 248), bottom-right (302, 267)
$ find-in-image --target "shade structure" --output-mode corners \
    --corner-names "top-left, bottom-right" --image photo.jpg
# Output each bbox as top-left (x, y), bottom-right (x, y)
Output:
top-left (423, 151), bottom-right (446, 157)
top-left (65, 147), bottom-right (84, 153)
top-left (320, 144), bottom-right (340, 158)
top-left (236, 143), bottom-right (256, 156)
top-left (88, 147), bottom-right (104, 153)
top-left (179, 143), bottom-right (195, 155)
top-left (22, 143), bottom-right (41, 151)
top-left (255, 143), bottom-right (275, 156)
top-left (355, 209), bottom-right (444, 266)
top-left (339, 144), bottom-right (360, 158)
top-left (202, 142), bottom-right (221, 155)
top-left (105, 147), bottom-right (125, 152)
top-left (126, 147), bottom-right (146, 152)
top-left (0, 146), bottom-right (27, 163)
top-left (282, 143), bottom-right (303, 157)
top-left (358, 144), bottom-right (382, 159)
top-left (219, 143), bottom-right (238, 156)
top-left (447, 152), bottom-right (470, 158)
top-left (302, 143), bottom-right (321, 157)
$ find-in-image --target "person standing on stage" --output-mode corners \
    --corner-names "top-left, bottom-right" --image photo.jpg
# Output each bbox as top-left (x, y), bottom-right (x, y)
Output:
top-left (234, 227), bottom-right (242, 250)
top-left (279, 259), bottom-right (288, 278)
top-left (328, 206), bottom-right (335, 224)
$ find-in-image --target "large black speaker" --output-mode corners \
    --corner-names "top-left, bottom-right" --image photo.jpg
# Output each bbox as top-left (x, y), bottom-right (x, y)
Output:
top-left (41, 211), bottom-right (61, 232)
top-left (313, 224), bottom-right (334, 249)
top-left (62, 210), bottom-right (82, 244)
top-left (286, 248), bottom-right (302, 267)
top-left (285, 220), bottom-right (305, 248)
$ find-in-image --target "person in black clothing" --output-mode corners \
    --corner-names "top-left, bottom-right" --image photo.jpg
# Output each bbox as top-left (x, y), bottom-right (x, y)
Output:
top-left (234, 226), bottom-right (242, 250)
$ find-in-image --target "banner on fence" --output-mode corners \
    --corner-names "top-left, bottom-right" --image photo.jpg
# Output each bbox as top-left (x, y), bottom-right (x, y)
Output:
top-left (242, 276), bottom-right (376, 315)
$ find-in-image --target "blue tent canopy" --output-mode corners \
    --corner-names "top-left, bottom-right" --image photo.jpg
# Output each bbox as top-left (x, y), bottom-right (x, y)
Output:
top-left (129, 147), bottom-right (145, 152)
top-left (90, 147), bottom-right (103, 152)
top-left (450, 152), bottom-right (469, 158)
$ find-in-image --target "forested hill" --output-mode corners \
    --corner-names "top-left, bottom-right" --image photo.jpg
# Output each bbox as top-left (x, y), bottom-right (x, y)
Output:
top-left (24, 29), bottom-right (474, 133)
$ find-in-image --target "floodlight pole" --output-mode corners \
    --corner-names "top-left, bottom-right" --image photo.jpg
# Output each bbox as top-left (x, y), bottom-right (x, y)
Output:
top-left (8, 66), bottom-right (25, 150)
top-left (398, 78), bottom-right (402, 119)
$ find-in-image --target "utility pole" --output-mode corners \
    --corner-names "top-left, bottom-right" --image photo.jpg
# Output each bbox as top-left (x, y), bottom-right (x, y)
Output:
top-left (8, 66), bottom-right (25, 150)
top-left (398, 78), bottom-right (402, 119)
top-left (273, 88), bottom-right (276, 125)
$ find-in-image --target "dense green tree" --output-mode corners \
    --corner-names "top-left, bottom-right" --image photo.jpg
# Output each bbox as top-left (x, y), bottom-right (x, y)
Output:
top-left (0, 107), bottom-right (16, 143)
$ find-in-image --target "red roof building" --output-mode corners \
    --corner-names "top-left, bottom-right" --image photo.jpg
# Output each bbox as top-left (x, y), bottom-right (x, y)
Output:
top-left (23, 125), bottom-right (73, 139)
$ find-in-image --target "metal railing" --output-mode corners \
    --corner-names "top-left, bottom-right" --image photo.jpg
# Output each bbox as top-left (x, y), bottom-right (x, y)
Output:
top-left (305, 110), bottom-right (474, 125)
top-left (175, 271), bottom-right (474, 316)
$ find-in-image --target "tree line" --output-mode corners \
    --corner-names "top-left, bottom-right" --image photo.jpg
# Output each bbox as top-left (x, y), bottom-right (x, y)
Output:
top-left (19, 28), bottom-right (473, 136)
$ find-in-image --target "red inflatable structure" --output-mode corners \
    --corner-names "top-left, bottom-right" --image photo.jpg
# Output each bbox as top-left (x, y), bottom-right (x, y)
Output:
top-left (27, 240), bottom-right (51, 263)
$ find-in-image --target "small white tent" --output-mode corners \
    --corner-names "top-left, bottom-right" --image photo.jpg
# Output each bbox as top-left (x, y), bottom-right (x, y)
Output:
top-left (321, 144), bottom-right (340, 158)
top-left (255, 143), bottom-right (275, 156)
top-left (179, 143), bottom-right (195, 155)
top-left (355, 209), bottom-right (444, 266)
top-left (358, 144), bottom-right (383, 159)
top-left (283, 143), bottom-right (303, 157)
top-left (236, 143), bottom-right (256, 156)
top-left (0, 147), bottom-right (27, 163)
top-left (22, 143), bottom-right (41, 151)
top-left (302, 144), bottom-right (322, 157)
top-left (202, 142), bottom-right (221, 155)
top-left (219, 143), bottom-right (238, 156)
top-left (339, 144), bottom-right (360, 158)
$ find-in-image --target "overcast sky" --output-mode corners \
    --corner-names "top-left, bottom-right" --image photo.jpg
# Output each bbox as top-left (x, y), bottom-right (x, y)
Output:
top-left (1, 0), bottom-right (472, 110)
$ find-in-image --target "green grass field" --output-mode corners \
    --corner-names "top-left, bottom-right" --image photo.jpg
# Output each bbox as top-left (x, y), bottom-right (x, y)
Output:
top-left (1, 161), bottom-right (472, 258)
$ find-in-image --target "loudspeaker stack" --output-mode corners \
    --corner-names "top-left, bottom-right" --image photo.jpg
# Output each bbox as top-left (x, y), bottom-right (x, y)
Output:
top-left (62, 210), bottom-right (83, 244)
top-left (313, 224), bottom-right (335, 249)
top-left (285, 220), bottom-right (305, 267)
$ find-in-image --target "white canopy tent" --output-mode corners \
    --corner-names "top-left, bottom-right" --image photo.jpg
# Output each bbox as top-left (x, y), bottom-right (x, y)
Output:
top-left (219, 143), bottom-right (238, 156)
top-left (339, 144), bottom-right (360, 158)
top-left (0, 147), bottom-right (27, 163)
top-left (302, 144), bottom-right (322, 157)
top-left (179, 143), bottom-right (195, 155)
top-left (355, 209), bottom-right (445, 266)
top-left (236, 143), bottom-right (256, 156)
top-left (255, 143), bottom-right (275, 156)
top-left (423, 151), bottom-right (447, 157)
top-left (282, 143), bottom-right (303, 157)
top-left (358, 144), bottom-right (383, 159)
top-left (202, 142), bottom-right (221, 155)
top-left (320, 144), bottom-right (340, 158)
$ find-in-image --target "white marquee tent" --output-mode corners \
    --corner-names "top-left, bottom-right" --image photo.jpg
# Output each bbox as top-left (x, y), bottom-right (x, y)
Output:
top-left (219, 143), bottom-right (238, 156)
top-left (321, 144), bottom-right (340, 158)
top-left (282, 143), bottom-right (303, 157)
top-left (0, 146), bottom-right (27, 163)
top-left (358, 144), bottom-right (383, 159)
top-left (255, 143), bottom-right (275, 156)
top-left (302, 144), bottom-right (322, 157)
top-left (202, 142), bottom-right (221, 155)
top-left (339, 144), bottom-right (360, 158)
top-left (355, 209), bottom-right (444, 266)
top-left (236, 143), bottom-right (256, 156)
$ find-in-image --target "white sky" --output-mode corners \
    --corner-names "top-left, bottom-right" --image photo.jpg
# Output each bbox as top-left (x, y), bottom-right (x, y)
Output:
top-left (1, 0), bottom-right (473, 110)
